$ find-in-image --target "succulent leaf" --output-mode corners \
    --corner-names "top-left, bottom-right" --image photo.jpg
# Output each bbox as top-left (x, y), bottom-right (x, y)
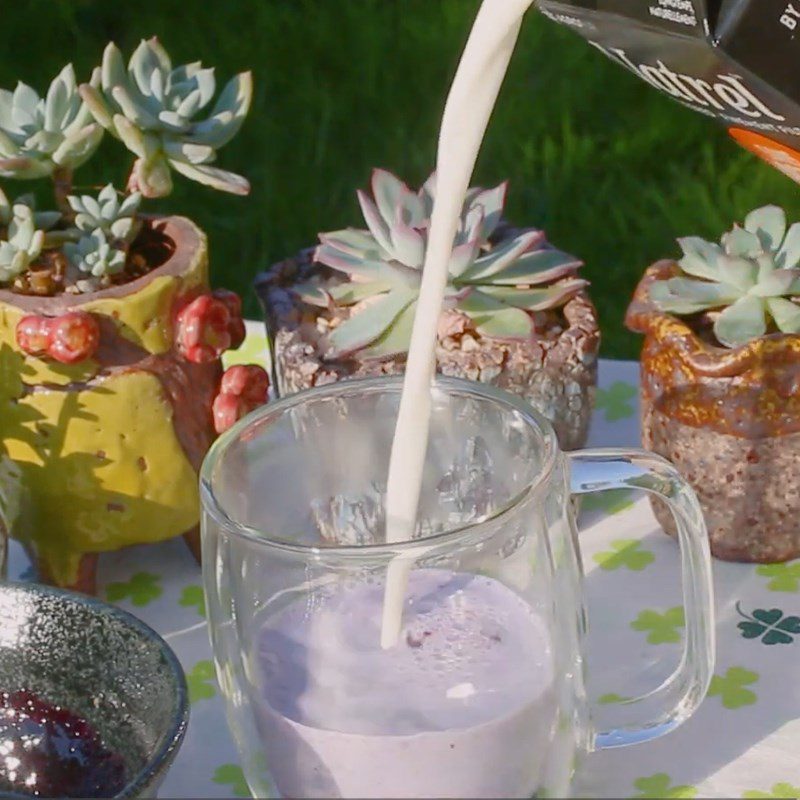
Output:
top-left (64, 227), bottom-right (126, 278)
top-left (458, 289), bottom-right (535, 340)
top-left (358, 301), bottom-right (418, 360)
top-left (448, 239), bottom-right (481, 277)
top-left (745, 205), bottom-right (786, 250)
top-left (188, 72), bottom-right (252, 149)
top-left (167, 159), bottom-right (248, 195)
top-left (767, 297), bottom-right (800, 333)
top-left (749, 268), bottom-right (799, 297)
top-left (479, 278), bottom-right (589, 311)
top-left (372, 169), bottom-right (411, 227)
top-left (466, 247), bottom-right (582, 286)
top-left (356, 189), bottom-right (394, 255)
top-left (722, 225), bottom-right (762, 258)
top-left (677, 236), bottom-right (724, 281)
top-left (84, 39), bottom-right (250, 197)
top-left (67, 182), bottom-right (141, 243)
top-left (329, 280), bottom-right (394, 305)
top-left (78, 84), bottom-right (114, 129)
top-left (326, 289), bottom-right (415, 358)
top-left (315, 170), bottom-right (585, 356)
top-left (0, 190), bottom-right (60, 231)
top-left (717, 255), bottom-right (757, 291)
top-left (0, 65), bottom-right (102, 178)
top-left (318, 229), bottom-right (383, 260)
top-left (777, 223), bottom-right (800, 269)
top-left (388, 213), bottom-right (424, 267)
top-left (469, 182), bottom-right (507, 239)
top-left (0, 206), bottom-right (45, 281)
top-left (714, 295), bottom-right (766, 348)
top-left (459, 231), bottom-right (547, 282)
top-left (314, 242), bottom-right (416, 285)
top-left (130, 152), bottom-right (173, 198)
top-left (650, 205), bottom-right (800, 347)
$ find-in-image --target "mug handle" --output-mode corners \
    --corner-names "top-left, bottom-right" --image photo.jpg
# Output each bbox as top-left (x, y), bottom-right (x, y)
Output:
top-left (567, 448), bottom-right (715, 750)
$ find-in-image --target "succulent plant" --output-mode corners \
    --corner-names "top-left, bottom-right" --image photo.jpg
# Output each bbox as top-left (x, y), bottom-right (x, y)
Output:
top-left (0, 206), bottom-right (45, 281)
top-left (648, 205), bottom-right (800, 348)
top-left (79, 38), bottom-right (251, 198)
top-left (0, 64), bottom-right (103, 180)
top-left (64, 228), bottom-right (126, 279)
top-left (67, 183), bottom-right (142, 244)
top-left (308, 169), bottom-right (586, 359)
top-left (0, 187), bottom-right (60, 231)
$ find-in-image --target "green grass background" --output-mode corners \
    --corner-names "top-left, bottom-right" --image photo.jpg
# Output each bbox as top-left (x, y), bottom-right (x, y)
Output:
top-left (3, 0), bottom-right (800, 357)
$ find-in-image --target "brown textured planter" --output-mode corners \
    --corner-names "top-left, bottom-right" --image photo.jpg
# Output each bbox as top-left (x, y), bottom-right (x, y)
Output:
top-left (626, 260), bottom-right (800, 563)
top-left (256, 244), bottom-right (599, 451)
top-left (0, 216), bottom-right (247, 592)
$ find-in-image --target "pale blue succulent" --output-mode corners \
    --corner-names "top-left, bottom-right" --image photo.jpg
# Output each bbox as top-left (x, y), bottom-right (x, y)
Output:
top-left (0, 64), bottom-right (103, 179)
top-left (0, 187), bottom-right (60, 231)
top-left (64, 228), bottom-right (126, 278)
top-left (649, 205), bottom-right (800, 348)
top-left (309, 169), bottom-right (586, 359)
top-left (0, 206), bottom-right (45, 281)
top-left (67, 183), bottom-right (141, 244)
top-left (79, 38), bottom-right (251, 198)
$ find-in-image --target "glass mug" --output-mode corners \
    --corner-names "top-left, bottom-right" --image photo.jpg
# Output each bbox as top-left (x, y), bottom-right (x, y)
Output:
top-left (200, 376), bottom-right (714, 799)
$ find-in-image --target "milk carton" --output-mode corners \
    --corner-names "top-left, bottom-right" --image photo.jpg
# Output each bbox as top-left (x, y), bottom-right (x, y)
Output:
top-left (536, 0), bottom-right (800, 182)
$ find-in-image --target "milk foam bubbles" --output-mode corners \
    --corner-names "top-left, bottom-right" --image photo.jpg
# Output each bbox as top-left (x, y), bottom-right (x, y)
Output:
top-left (256, 570), bottom-right (557, 798)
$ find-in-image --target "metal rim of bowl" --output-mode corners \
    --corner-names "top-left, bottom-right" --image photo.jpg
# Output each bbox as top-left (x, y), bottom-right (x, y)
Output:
top-left (0, 580), bottom-right (190, 799)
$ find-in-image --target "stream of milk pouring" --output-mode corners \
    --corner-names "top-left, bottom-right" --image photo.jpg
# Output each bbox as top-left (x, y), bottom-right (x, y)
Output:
top-left (381, 0), bottom-right (537, 649)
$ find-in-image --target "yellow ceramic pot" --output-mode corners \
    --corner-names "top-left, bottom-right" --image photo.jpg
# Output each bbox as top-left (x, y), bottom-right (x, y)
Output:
top-left (0, 216), bottom-right (237, 591)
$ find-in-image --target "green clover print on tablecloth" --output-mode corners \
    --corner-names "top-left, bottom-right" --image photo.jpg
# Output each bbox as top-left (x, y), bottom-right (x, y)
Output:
top-left (179, 585), bottom-right (206, 618)
top-left (187, 660), bottom-right (217, 704)
top-left (632, 773), bottom-right (697, 798)
top-left (106, 572), bottom-right (162, 607)
top-left (213, 764), bottom-right (250, 798)
top-left (736, 603), bottom-right (800, 645)
top-left (757, 561), bottom-right (800, 593)
top-left (631, 607), bottom-right (685, 644)
top-left (708, 667), bottom-right (759, 709)
top-left (743, 783), bottom-right (800, 798)
top-left (594, 539), bottom-right (655, 571)
top-left (596, 381), bottom-right (637, 422)
top-left (581, 489), bottom-right (635, 515)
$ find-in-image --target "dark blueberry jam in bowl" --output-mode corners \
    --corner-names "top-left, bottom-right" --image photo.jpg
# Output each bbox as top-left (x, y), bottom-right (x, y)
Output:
top-left (0, 583), bottom-right (188, 798)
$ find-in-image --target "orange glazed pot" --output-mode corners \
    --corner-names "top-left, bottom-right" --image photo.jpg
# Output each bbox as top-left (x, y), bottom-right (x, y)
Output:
top-left (627, 260), bottom-right (800, 563)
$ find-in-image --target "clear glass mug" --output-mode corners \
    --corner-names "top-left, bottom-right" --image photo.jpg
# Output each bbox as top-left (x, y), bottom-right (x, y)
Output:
top-left (200, 376), bottom-right (714, 799)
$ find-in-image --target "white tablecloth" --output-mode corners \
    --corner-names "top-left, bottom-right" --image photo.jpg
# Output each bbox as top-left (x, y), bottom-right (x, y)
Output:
top-left (8, 323), bottom-right (800, 799)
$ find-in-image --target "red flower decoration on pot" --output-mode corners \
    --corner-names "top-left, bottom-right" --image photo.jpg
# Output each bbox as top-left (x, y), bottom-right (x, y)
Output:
top-left (213, 289), bottom-right (246, 349)
top-left (48, 312), bottom-right (101, 364)
top-left (176, 289), bottom-right (245, 363)
top-left (16, 312), bottom-right (100, 364)
top-left (213, 364), bottom-right (269, 434)
top-left (16, 315), bottom-right (52, 356)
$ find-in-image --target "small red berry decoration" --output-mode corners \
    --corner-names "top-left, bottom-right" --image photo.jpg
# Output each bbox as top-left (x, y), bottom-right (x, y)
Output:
top-left (176, 289), bottom-right (245, 363)
top-left (48, 312), bottom-right (101, 364)
top-left (213, 364), bottom-right (269, 434)
top-left (16, 312), bottom-right (99, 364)
top-left (16, 315), bottom-right (52, 356)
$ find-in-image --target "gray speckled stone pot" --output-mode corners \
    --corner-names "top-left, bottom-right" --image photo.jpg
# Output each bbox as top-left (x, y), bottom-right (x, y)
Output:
top-left (256, 249), bottom-right (599, 451)
top-left (0, 582), bottom-right (188, 798)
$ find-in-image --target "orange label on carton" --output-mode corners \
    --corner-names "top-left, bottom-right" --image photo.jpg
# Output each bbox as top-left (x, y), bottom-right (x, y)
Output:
top-left (730, 128), bottom-right (800, 184)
